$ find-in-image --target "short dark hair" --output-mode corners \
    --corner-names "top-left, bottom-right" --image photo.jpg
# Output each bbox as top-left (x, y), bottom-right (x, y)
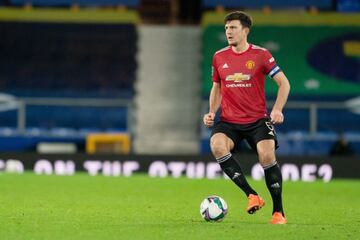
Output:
top-left (224, 11), bottom-right (252, 29)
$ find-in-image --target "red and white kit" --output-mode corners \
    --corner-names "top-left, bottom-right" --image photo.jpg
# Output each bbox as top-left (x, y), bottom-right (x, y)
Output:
top-left (212, 44), bottom-right (281, 124)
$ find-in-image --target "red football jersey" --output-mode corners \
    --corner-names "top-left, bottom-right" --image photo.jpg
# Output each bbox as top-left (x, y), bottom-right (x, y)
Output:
top-left (212, 44), bottom-right (281, 124)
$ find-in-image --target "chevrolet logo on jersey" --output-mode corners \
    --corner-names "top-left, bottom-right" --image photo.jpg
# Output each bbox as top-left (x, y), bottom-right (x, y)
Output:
top-left (226, 73), bottom-right (251, 82)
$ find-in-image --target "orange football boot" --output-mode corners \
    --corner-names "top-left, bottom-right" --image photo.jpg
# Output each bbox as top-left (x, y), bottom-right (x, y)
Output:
top-left (246, 194), bottom-right (265, 214)
top-left (270, 212), bottom-right (287, 224)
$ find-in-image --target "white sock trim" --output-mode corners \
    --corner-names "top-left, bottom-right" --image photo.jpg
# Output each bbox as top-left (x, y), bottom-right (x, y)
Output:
top-left (263, 161), bottom-right (278, 170)
top-left (216, 153), bottom-right (232, 163)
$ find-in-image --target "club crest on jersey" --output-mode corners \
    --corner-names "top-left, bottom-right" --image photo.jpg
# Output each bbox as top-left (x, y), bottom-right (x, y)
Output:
top-left (245, 60), bottom-right (255, 69)
top-left (226, 73), bottom-right (251, 82)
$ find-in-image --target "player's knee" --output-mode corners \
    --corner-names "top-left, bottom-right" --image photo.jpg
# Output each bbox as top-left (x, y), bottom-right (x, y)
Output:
top-left (210, 139), bottom-right (229, 158)
top-left (258, 149), bottom-right (276, 166)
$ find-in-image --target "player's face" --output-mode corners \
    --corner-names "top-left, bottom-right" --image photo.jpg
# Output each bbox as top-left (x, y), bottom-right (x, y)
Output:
top-left (225, 20), bottom-right (248, 47)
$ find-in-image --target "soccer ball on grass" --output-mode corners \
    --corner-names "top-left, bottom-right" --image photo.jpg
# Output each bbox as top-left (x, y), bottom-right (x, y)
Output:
top-left (200, 195), bottom-right (228, 222)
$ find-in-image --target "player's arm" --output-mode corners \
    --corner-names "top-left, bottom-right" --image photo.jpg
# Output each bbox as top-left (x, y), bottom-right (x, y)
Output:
top-left (270, 71), bottom-right (290, 124)
top-left (203, 82), bottom-right (221, 127)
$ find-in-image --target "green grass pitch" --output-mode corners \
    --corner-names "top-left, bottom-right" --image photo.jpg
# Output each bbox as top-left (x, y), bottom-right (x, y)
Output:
top-left (1, 173), bottom-right (359, 239)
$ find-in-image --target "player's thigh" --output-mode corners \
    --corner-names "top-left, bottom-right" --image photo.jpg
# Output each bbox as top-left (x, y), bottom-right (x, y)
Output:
top-left (210, 133), bottom-right (235, 157)
top-left (256, 139), bottom-right (276, 166)
top-left (245, 118), bottom-right (278, 152)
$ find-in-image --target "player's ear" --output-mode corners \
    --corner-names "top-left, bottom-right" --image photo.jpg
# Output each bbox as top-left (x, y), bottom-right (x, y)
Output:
top-left (244, 27), bottom-right (250, 35)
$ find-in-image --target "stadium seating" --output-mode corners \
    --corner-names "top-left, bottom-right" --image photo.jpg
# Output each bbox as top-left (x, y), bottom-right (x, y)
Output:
top-left (0, 20), bottom-right (137, 133)
top-left (0, 21), bottom-right (137, 97)
top-left (0, 7), bottom-right (139, 154)
top-left (0, 106), bottom-right (129, 129)
top-left (337, 0), bottom-right (360, 12)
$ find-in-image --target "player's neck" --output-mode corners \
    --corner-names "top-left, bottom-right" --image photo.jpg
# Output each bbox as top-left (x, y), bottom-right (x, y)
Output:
top-left (232, 42), bottom-right (250, 54)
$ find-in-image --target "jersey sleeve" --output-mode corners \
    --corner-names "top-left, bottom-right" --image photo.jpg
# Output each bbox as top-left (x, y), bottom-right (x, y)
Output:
top-left (211, 55), bottom-right (220, 82)
top-left (263, 50), bottom-right (281, 78)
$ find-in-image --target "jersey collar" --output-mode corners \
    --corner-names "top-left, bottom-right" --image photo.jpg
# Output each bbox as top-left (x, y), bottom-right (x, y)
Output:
top-left (230, 44), bottom-right (252, 56)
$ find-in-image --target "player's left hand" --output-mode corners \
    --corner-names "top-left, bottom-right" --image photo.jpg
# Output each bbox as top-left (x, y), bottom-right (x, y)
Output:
top-left (270, 109), bottom-right (284, 124)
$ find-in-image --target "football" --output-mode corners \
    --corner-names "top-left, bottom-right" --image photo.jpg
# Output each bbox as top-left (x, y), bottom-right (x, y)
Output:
top-left (200, 195), bottom-right (228, 222)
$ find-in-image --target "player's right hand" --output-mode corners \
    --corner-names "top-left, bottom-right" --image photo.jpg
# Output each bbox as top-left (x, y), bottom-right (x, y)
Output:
top-left (203, 112), bottom-right (215, 127)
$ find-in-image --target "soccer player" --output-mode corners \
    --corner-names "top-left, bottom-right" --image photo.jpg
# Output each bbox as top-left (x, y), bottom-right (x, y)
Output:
top-left (203, 11), bottom-right (290, 224)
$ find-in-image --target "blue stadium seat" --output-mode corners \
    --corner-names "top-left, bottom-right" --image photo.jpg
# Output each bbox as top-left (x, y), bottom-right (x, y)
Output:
top-left (337, 0), bottom-right (360, 12)
top-left (0, 21), bottom-right (136, 132)
top-left (0, 106), bottom-right (129, 130)
top-left (0, 22), bottom-right (137, 97)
